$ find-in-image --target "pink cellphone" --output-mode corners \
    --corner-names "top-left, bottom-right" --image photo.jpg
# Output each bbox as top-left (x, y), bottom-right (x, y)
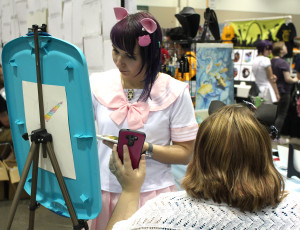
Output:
top-left (117, 129), bottom-right (146, 169)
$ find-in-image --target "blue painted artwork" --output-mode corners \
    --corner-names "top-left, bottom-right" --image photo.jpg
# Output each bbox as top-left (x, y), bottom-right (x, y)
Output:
top-left (195, 43), bottom-right (234, 110)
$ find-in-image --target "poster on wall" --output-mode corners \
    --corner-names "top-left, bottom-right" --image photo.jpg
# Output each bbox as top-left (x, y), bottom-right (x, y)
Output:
top-left (195, 43), bottom-right (234, 110)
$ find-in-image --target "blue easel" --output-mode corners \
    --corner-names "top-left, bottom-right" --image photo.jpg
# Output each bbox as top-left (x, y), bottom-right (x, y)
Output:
top-left (2, 24), bottom-right (101, 229)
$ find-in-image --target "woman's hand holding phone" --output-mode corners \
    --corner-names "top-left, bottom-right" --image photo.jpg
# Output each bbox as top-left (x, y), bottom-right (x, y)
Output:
top-left (117, 129), bottom-right (146, 169)
top-left (102, 140), bottom-right (115, 149)
top-left (109, 144), bottom-right (146, 192)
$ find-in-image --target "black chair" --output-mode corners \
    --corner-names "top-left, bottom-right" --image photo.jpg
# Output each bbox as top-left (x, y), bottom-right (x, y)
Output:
top-left (287, 144), bottom-right (300, 179)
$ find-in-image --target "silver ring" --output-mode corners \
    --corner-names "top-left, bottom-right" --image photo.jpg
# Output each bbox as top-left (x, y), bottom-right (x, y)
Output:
top-left (110, 168), bottom-right (117, 173)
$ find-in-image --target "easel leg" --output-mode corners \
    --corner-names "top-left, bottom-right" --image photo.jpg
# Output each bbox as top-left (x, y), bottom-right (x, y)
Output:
top-left (45, 142), bottom-right (81, 228)
top-left (28, 143), bottom-right (41, 230)
top-left (5, 142), bottom-right (39, 230)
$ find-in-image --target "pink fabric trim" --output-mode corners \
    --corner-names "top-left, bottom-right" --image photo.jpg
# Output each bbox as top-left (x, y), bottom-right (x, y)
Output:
top-left (150, 74), bottom-right (188, 111)
top-left (91, 70), bottom-right (188, 112)
top-left (171, 123), bottom-right (199, 142)
top-left (88, 185), bottom-right (177, 230)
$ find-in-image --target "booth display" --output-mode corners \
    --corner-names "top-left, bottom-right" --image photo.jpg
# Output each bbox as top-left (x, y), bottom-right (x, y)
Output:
top-left (233, 48), bottom-right (257, 81)
top-left (229, 18), bottom-right (286, 47)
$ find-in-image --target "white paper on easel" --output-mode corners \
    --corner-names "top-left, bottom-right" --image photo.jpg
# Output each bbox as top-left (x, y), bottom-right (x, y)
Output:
top-left (22, 81), bottom-right (76, 180)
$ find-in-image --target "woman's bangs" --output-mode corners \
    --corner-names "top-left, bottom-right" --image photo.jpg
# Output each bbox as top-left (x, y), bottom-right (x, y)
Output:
top-left (111, 22), bottom-right (136, 55)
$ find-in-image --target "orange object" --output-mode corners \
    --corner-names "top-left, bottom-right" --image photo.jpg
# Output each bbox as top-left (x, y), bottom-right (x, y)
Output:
top-left (174, 51), bottom-right (197, 81)
top-left (221, 25), bottom-right (235, 44)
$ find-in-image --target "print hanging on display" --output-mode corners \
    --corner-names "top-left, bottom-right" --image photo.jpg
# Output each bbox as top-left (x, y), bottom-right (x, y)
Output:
top-left (233, 64), bottom-right (241, 81)
top-left (242, 49), bottom-right (255, 65)
top-left (240, 65), bottom-right (253, 81)
top-left (195, 43), bottom-right (234, 110)
top-left (232, 49), bottom-right (243, 65)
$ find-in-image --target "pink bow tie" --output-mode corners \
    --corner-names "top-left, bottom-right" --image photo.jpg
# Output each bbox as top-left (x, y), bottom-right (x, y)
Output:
top-left (110, 100), bottom-right (150, 130)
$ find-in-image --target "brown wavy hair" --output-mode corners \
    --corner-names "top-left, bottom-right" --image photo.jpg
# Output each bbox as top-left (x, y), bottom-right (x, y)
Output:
top-left (181, 104), bottom-right (287, 212)
top-left (272, 41), bottom-right (285, 57)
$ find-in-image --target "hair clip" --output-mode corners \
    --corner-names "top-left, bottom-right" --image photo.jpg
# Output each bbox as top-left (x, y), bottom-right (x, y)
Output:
top-left (269, 125), bottom-right (278, 140)
top-left (114, 7), bottom-right (128, 21)
top-left (242, 100), bottom-right (257, 112)
top-left (138, 18), bottom-right (157, 47)
top-left (139, 35), bottom-right (151, 47)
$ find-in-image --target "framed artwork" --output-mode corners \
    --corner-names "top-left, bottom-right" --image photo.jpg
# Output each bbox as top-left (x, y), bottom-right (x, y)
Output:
top-left (195, 43), bottom-right (234, 109)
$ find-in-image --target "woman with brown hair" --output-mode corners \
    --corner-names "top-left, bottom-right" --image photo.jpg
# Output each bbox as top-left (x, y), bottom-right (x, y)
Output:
top-left (271, 41), bottom-right (299, 143)
top-left (106, 101), bottom-right (300, 229)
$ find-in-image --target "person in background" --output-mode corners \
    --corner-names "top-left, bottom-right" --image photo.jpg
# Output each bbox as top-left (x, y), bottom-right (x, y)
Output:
top-left (160, 43), bottom-right (170, 65)
top-left (0, 64), bottom-right (14, 160)
top-left (89, 7), bottom-right (198, 230)
top-left (293, 38), bottom-right (300, 118)
top-left (106, 101), bottom-right (300, 229)
top-left (252, 40), bottom-right (280, 104)
top-left (293, 38), bottom-right (300, 80)
top-left (165, 27), bottom-right (197, 81)
top-left (271, 41), bottom-right (300, 144)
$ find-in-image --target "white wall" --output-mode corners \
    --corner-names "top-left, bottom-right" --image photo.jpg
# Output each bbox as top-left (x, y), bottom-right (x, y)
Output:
top-left (137, 0), bottom-right (300, 15)
top-left (1, 0), bottom-right (300, 73)
top-left (215, 0), bottom-right (300, 14)
top-left (0, 0), bottom-right (138, 74)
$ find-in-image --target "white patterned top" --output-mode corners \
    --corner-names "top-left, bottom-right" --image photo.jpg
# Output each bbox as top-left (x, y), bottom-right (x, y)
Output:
top-left (113, 191), bottom-right (300, 229)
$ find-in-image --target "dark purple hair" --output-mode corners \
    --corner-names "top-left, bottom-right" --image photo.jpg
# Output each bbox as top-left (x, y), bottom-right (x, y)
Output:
top-left (256, 40), bottom-right (272, 54)
top-left (110, 12), bottom-right (162, 101)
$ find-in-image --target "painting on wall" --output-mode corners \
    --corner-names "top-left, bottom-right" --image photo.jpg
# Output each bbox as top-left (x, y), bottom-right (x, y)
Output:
top-left (195, 43), bottom-right (234, 110)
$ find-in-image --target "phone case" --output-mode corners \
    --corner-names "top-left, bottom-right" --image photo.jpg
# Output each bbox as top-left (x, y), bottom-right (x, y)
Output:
top-left (117, 129), bottom-right (146, 169)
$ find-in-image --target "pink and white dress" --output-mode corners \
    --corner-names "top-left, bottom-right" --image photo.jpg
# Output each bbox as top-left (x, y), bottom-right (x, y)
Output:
top-left (89, 69), bottom-right (198, 229)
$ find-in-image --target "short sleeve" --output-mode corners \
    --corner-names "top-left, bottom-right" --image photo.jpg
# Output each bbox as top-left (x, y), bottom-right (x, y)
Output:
top-left (169, 87), bottom-right (198, 142)
top-left (279, 60), bottom-right (290, 72)
top-left (262, 57), bottom-right (271, 68)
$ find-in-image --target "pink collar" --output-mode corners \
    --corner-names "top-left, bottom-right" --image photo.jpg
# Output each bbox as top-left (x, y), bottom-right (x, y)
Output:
top-left (90, 69), bottom-right (188, 129)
